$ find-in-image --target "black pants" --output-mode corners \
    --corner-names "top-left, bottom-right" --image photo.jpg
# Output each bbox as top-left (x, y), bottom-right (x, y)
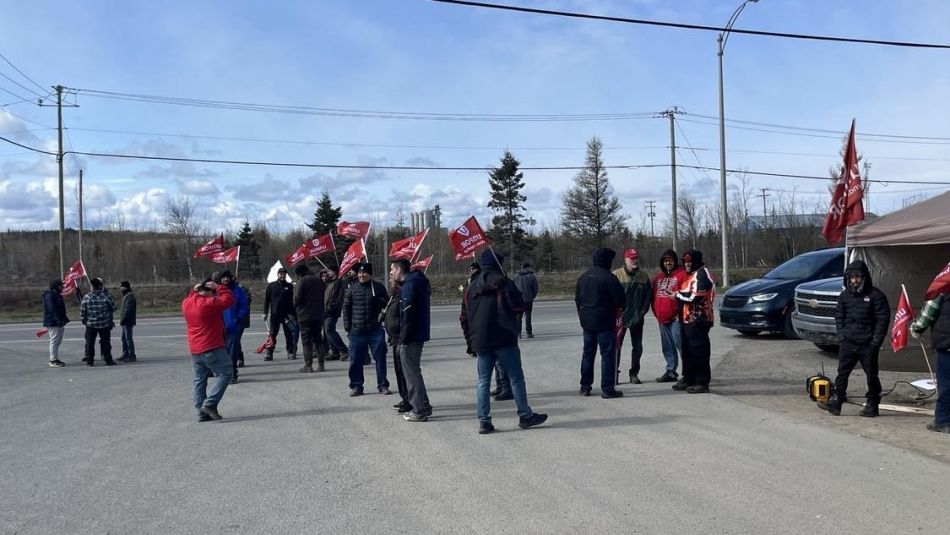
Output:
top-left (268, 314), bottom-right (297, 354)
top-left (298, 319), bottom-right (324, 355)
top-left (616, 323), bottom-right (645, 376)
top-left (680, 322), bottom-right (711, 387)
top-left (517, 302), bottom-right (534, 336)
top-left (391, 343), bottom-right (410, 405)
top-left (84, 326), bottom-right (113, 361)
top-left (834, 344), bottom-right (882, 402)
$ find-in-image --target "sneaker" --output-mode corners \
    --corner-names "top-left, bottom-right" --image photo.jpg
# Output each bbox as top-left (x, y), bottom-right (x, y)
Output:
top-left (264, 353), bottom-right (274, 361)
top-left (116, 355), bottom-right (129, 362)
top-left (526, 333), bottom-right (535, 339)
top-left (287, 353), bottom-right (297, 360)
top-left (236, 358), bottom-right (244, 368)
top-left (349, 388), bottom-right (364, 397)
top-left (672, 380), bottom-right (688, 391)
top-left (686, 385), bottom-right (710, 394)
top-left (494, 390), bottom-right (514, 401)
top-left (397, 404), bottom-right (413, 414)
top-left (579, 387), bottom-right (591, 396)
top-left (403, 412), bottom-right (428, 422)
top-left (340, 352), bottom-right (349, 362)
top-left (393, 402), bottom-right (411, 412)
top-left (125, 356), bottom-right (136, 362)
top-left (629, 372), bottom-right (642, 385)
top-left (104, 359), bottom-right (116, 366)
top-left (198, 413), bottom-right (213, 422)
top-left (479, 421), bottom-right (495, 434)
top-left (518, 412), bottom-right (548, 429)
top-left (48, 359), bottom-right (65, 368)
top-left (601, 389), bottom-right (624, 399)
top-left (926, 421), bottom-right (950, 433)
top-left (327, 352), bottom-right (341, 361)
top-left (490, 387), bottom-right (502, 396)
top-left (83, 357), bottom-right (94, 367)
top-left (229, 376), bottom-right (238, 385)
top-left (200, 405), bottom-right (223, 420)
top-left (379, 387), bottom-right (393, 395)
top-left (656, 372), bottom-right (678, 383)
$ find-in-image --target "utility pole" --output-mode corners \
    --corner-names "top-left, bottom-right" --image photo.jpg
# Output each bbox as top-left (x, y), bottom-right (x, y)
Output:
top-left (757, 187), bottom-right (770, 227)
top-left (644, 200), bottom-right (656, 237)
top-left (56, 85), bottom-right (65, 276)
top-left (78, 169), bottom-right (84, 265)
top-left (659, 107), bottom-right (684, 252)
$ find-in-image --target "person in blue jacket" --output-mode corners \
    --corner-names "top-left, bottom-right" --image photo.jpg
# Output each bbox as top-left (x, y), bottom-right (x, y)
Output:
top-left (215, 270), bottom-right (248, 384)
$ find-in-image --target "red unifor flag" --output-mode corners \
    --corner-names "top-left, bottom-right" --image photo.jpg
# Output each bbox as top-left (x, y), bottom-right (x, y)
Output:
top-left (210, 246), bottom-right (240, 264)
top-left (255, 333), bottom-right (275, 354)
top-left (305, 233), bottom-right (335, 259)
top-left (338, 239), bottom-right (365, 277)
top-left (61, 259), bottom-right (87, 296)
top-left (890, 285), bottom-right (915, 352)
top-left (821, 119), bottom-right (866, 245)
top-left (411, 255), bottom-right (433, 272)
top-left (613, 308), bottom-right (625, 355)
top-left (284, 243), bottom-right (308, 266)
top-left (924, 261), bottom-right (950, 300)
top-left (36, 328), bottom-right (49, 338)
top-left (337, 220), bottom-right (371, 240)
top-left (448, 216), bottom-right (489, 259)
top-left (194, 234), bottom-right (225, 258)
top-left (390, 228), bottom-right (429, 260)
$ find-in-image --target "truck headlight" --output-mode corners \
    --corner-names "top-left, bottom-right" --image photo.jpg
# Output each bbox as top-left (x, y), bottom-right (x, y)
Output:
top-left (750, 293), bottom-right (778, 302)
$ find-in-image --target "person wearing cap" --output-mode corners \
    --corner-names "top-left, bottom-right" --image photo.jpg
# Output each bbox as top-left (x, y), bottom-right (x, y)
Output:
top-left (293, 263), bottom-right (327, 373)
top-left (182, 278), bottom-right (235, 422)
top-left (613, 248), bottom-right (652, 384)
top-left (117, 281), bottom-right (137, 362)
top-left (674, 250), bottom-right (716, 394)
top-left (651, 249), bottom-right (686, 383)
top-left (342, 263), bottom-right (390, 396)
top-left (42, 279), bottom-right (69, 368)
top-left (575, 248), bottom-right (626, 398)
top-left (214, 270), bottom-right (248, 383)
top-left (80, 277), bottom-right (116, 366)
top-left (324, 269), bottom-right (352, 361)
top-left (263, 267), bottom-right (297, 361)
top-left (513, 262), bottom-right (539, 339)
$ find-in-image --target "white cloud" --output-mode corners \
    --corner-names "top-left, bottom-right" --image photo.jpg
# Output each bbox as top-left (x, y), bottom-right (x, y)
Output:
top-left (180, 179), bottom-right (220, 196)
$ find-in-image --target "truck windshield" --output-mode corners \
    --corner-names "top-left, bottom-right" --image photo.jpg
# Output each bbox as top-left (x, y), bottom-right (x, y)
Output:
top-left (765, 254), bottom-right (831, 280)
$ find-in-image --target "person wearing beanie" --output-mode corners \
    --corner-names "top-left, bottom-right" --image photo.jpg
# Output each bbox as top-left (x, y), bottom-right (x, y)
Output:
top-left (575, 248), bottom-right (626, 398)
top-left (513, 262), bottom-right (539, 339)
top-left (342, 262), bottom-right (389, 396)
top-left (674, 250), bottom-right (716, 394)
top-left (117, 281), bottom-right (137, 362)
top-left (216, 270), bottom-right (248, 383)
top-left (612, 248), bottom-right (652, 385)
top-left (324, 269), bottom-right (351, 361)
top-left (263, 267), bottom-right (297, 361)
top-left (390, 258), bottom-right (433, 421)
top-left (293, 262), bottom-right (327, 373)
top-left (651, 249), bottom-right (686, 383)
top-left (42, 279), bottom-right (70, 368)
top-left (80, 277), bottom-right (116, 366)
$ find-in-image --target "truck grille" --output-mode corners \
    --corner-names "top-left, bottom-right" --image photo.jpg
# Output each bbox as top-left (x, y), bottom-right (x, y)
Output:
top-left (797, 303), bottom-right (836, 317)
top-left (796, 291), bottom-right (838, 303)
top-left (795, 290), bottom-right (838, 318)
top-left (722, 295), bottom-right (747, 308)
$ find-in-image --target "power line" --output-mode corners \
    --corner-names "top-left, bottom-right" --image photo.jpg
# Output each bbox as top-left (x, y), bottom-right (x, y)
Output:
top-left (687, 112), bottom-right (950, 141)
top-left (678, 116), bottom-right (950, 146)
top-left (0, 71), bottom-right (45, 99)
top-left (431, 0), bottom-right (950, 49)
top-left (0, 84), bottom-right (30, 103)
top-left (0, 51), bottom-right (48, 93)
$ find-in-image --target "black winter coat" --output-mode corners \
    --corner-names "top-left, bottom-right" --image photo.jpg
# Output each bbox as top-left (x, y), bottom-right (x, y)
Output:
top-left (399, 271), bottom-right (431, 344)
top-left (461, 265), bottom-right (525, 352)
top-left (575, 249), bottom-right (625, 332)
top-left (383, 285), bottom-right (402, 344)
top-left (42, 289), bottom-right (69, 327)
top-left (343, 280), bottom-right (388, 335)
top-left (120, 290), bottom-right (137, 326)
top-left (294, 273), bottom-right (326, 322)
top-left (836, 261), bottom-right (890, 349)
top-left (264, 280), bottom-right (295, 318)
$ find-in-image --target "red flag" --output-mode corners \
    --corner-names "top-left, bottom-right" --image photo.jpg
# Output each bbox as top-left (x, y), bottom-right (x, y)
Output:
top-left (924, 261), bottom-right (950, 300)
top-left (305, 233), bottom-right (335, 259)
top-left (454, 251), bottom-right (476, 262)
top-left (614, 308), bottom-right (625, 353)
top-left (822, 120), bottom-right (866, 245)
top-left (210, 246), bottom-right (240, 264)
top-left (194, 235), bottom-right (225, 258)
top-left (338, 239), bottom-right (365, 277)
top-left (390, 229), bottom-right (429, 260)
top-left (284, 243), bottom-right (308, 266)
top-left (255, 333), bottom-right (275, 354)
top-left (36, 328), bottom-right (49, 338)
top-left (337, 221), bottom-right (371, 240)
top-left (411, 255), bottom-right (433, 271)
top-left (890, 285), bottom-right (915, 352)
top-left (448, 216), bottom-right (490, 258)
top-left (61, 259), bottom-right (87, 296)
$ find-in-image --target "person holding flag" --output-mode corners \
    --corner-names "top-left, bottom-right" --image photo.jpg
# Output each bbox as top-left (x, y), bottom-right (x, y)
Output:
top-left (42, 279), bottom-right (69, 368)
top-left (819, 261), bottom-right (890, 417)
top-left (910, 261), bottom-right (950, 433)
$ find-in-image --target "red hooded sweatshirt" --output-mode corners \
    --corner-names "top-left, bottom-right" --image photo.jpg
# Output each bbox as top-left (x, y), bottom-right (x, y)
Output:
top-left (652, 250), bottom-right (688, 325)
top-left (182, 286), bottom-right (235, 355)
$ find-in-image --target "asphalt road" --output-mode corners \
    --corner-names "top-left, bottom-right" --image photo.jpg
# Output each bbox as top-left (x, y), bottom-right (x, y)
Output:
top-left (2, 300), bottom-right (948, 534)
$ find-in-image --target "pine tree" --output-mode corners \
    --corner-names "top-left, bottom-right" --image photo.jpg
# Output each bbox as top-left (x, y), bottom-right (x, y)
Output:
top-left (234, 220), bottom-right (262, 280)
top-left (486, 150), bottom-right (535, 270)
top-left (560, 136), bottom-right (628, 248)
top-left (306, 191), bottom-right (350, 265)
top-left (537, 230), bottom-right (559, 272)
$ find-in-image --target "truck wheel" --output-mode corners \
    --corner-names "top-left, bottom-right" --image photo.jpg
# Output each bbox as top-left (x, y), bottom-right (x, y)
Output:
top-left (783, 313), bottom-right (799, 340)
top-left (814, 344), bottom-right (838, 353)
top-left (737, 329), bottom-right (758, 336)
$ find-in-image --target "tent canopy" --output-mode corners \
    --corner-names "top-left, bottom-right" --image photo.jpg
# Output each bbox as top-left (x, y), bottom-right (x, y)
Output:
top-left (848, 191), bottom-right (950, 246)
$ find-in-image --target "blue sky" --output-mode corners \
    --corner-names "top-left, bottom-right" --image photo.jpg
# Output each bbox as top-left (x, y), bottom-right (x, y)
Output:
top-left (1, 0), bottom-right (948, 236)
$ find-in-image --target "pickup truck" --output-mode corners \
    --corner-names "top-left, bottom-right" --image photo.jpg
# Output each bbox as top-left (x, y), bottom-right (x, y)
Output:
top-left (790, 277), bottom-right (841, 352)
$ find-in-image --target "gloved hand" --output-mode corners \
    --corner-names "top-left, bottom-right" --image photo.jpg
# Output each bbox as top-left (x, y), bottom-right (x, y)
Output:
top-left (911, 329), bottom-right (921, 340)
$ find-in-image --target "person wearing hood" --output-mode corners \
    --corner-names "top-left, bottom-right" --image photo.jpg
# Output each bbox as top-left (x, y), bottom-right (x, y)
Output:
top-left (80, 277), bottom-right (116, 366)
top-left (42, 279), bottom-right (70, 368)
top-left (342, 263), bottom-right (390, 397)
top-left (574, 248), bottom-right (626, 398)
top-left (651, 249), bottom-right (687, 383)
top-left (117, 281), bottom-right (137, 362)
top-left (613, 248), bottom-right (652, 385)
top-left (674, 250), bottom-right (715, 393)
top-left (462, 249), bottom-right (548, 434)
top-left (213, 270), bottom-right (248, 383)
top-left (819, 260), bottom-right (890, 417)
top-left (513, 262), bottom-right (539, 339)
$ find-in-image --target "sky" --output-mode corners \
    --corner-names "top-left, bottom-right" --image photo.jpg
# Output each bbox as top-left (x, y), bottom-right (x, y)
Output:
top-left (1, 0), bottom-right (949, 237)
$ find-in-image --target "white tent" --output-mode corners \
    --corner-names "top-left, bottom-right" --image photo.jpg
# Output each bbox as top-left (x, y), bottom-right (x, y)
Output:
top-left (265, 260), bottom-right (293, 283)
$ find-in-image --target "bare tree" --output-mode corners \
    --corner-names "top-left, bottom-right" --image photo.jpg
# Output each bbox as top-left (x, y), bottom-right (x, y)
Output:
top-left (164, 197), bottom-right (203, 280)
top-left (677, 191), bottom-right (702, 249)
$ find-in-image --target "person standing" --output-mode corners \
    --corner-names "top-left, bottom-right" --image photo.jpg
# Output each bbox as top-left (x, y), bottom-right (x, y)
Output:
top-left (384, 278), bottom-right (413, 414)
top-left (575, 248), bottom-right (626, 398)
top-left (42, 279), bottom-right (69, 368)
top-left (460, 262), bottom-right (481, 358)
top-left (117, 281), bottom-right (137, 362)
top-left (80, 277), bottom-right (116, 367)
top-left (182, 279), bottom-right (235, 422)
top-left (612, 248), bottom-right (652, 384)
top-left (651, 249), bottom-right (686, 383)
top-left (215, 271), bottom-right (248, 383)
top-left (390, 258), bottom-right (433, 421)
top-left (263, 267), bottom-right (297, 361)
top-left (674, 250), bottom-right (716, 394)
top-left (911, 282), bottom-right (950, 433)
top-left (513, 262), bottom-right (539, 338)
top-left (343, 263), bottom-right (389, 396)
top-left (294, 263), bottom-right (327, 373)
top-left (819, 260), bottom-right (890, 416)
top-left (462, 250), bottom-right (548, 434)
top-left (324, 269), bottom-right (352, 361)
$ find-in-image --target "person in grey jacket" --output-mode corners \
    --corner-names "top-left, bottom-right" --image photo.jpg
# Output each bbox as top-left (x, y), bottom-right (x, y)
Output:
top-left (118, 281), bottom-right (137, 362)
top-left (513, 263), bottom-right (539, 338)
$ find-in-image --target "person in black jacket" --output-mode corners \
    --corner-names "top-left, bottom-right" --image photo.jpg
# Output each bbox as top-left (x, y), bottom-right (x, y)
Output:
top-left (117, 281), bottom-right (137, 362)
top-left (391, 258), bottom-right (433, 421)
top-left (462, 249), bottom-right (548, 434)
top-left (324, 270), bottom-right (352, 361)
top-left (294, 263), bottom-right (326, 373)
top-left (911, 280), bottom-right (950, 433)
top-left (575, 248), bottom-right (626, 398)
top-left (342, 263), bottom-right (389, 396)
top-left (384, 279), bottom-right (417, 414)
top-left (820, 260), bottom-right (890, 417)
top-left (42, 279), bottom-right (69, 368)
top-left (513, 263), bottom-right (539, 338)
top-left (263, 268), bottom-right (297, 361)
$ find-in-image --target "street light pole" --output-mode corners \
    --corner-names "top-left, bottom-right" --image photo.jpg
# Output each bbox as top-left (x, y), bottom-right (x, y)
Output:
top-left (717, 0), bottom-right (758, 288)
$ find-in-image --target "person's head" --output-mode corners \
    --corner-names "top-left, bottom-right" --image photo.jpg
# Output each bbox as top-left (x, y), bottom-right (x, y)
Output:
top-left (469, 262), bottom-right (481, 276)
top-left (49, 279), bottom-right (63, 292)
top-left (194, 277), bottom-right (215, 296)
top-left (660, 249), bottom-right (678, 274)
top-left (480, 249), bottom-right (503, 270)
top-left (390, 258), bottom-right (411, 283)
top-left (357, 262), bottom-right (373, 283)
top-left (682, 250), bottom-right (704, 274)
top-left (294, 264), bottom-right (310, 278)
top-left (218, 270), bottom-right (234, 286)
top-left (521, 262), bottom-right (533, 270)
top-left (591, 248), bottom-right (616, 270)
top-left (345, 269), bottom-right (357, 281)
top-left (277, 267), bottom-right (288, 282)
top-left (624, 248), bottom-right (640, 271)
top-left (844, 261), bottom-right (870, 293)
top-left (90, 277), bottom-right (104, 291)
top-left (119, 280), bottom-right (131, 293)
top-left (318, 269), bottom-right (329, 283)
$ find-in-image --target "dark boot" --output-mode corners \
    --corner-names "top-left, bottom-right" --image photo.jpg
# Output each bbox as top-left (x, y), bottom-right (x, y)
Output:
top-left (818, 393), bottom-right (843, 416)
top-left (340, 349), bottom-right (349, 362)
top-left (860, 397), bottom-right (880, 418)
top-left (264, 348), bottom-right (274, 361)
top-left (315, 345), bottom-right (326, 372)
top-left (298, 346), bottom-right (313, 373)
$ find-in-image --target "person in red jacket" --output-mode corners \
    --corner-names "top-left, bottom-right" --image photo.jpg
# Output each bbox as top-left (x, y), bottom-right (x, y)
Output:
top-left (651, 249), bottom-right (687, 383)
top-left (182, 279), bottom-right (235, 422)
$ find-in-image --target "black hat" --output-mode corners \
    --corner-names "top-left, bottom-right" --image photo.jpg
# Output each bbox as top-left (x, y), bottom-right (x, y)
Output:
top-left (90, 277), bottom-right (103, 290)
top-left (357, 262), bottom-right (373, 275)
top-left (119, 280), bottom-right (131, 289)
top-left (469, 262), bottom-right (481, 270)
top-left (277, 267), bottom-right (288, 274)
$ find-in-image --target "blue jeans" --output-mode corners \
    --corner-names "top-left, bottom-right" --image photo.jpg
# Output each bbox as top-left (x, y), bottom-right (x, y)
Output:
top-left (192, 348), bottom-right (232, 415)
top-left (936, 348), bottom-right (950, 426)
top-left (324, 316), bottom-right (347, 353)
top-left (477, 345), bottom-right (533, 423)
top-left (658, 320), bottom-right (681, 375)
top-left (348, 326), bottom-right (388, 391)
top-left (581, 329), bottom-right (617, 391)
top-left (226, 326), bottom-right (245, 376)
top-left (121, 325), bottom-right (135, 358)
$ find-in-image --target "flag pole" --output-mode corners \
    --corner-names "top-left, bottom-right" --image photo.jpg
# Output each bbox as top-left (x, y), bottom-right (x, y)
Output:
top-left (918, 341), bottom-right (936, 384)
top-left (487, 245), bottom-right (507, 278)
top-left (361, 237), bottom-right (375, 297)
top-left (314, 256), bottom-right (330, 273)
top-left (235, 246), bottom-right (241, 278)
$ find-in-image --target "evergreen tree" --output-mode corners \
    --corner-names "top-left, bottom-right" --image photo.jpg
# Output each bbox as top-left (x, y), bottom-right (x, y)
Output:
top-left (306, 191), bottom-right (350, 266)
top-left (560, 136), bottom-right (628, 248)
top-left (234, 220), bottom-right (262, 280)
top-left (486, 150), bottom-right (535, 270)
top-left (537, 229), bottom-right (559, 272)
